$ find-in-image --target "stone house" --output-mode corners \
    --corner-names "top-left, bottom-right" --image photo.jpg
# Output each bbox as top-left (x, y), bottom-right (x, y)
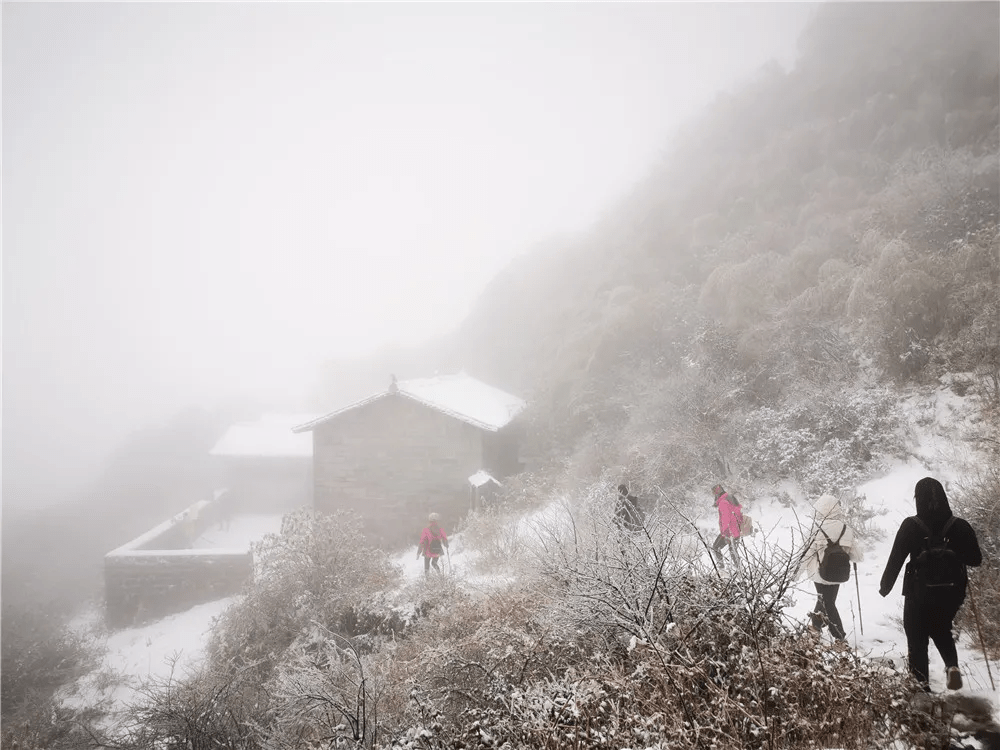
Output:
top-left (293, 373), bottom-right (525, 550)
top-left (209, 413), bottom-right (319, 516)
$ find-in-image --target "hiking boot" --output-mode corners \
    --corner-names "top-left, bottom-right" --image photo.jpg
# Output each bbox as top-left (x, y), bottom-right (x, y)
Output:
top-left (946, 667), bottom-right (963, 690)
top-left (832, 639), bottom-right (851, 652)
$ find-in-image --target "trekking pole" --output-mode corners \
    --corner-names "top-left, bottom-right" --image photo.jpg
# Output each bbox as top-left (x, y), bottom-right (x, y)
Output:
top-left (446, 545), bottom-right (452, 576)
top-left (853, 563), bottom-right (864, 636)
top-left (967, 584), bottom-right (996, 691)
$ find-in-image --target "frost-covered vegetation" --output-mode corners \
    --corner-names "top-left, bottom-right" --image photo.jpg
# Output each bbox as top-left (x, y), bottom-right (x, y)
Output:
top-left (3, 2), bottom-right (999, 748)
top-left (56, 500), bottom-right (972, 750)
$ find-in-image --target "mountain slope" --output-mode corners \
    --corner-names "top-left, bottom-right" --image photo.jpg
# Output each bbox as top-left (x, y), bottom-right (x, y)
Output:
top-left (441, 2), bottom-right (998, 492)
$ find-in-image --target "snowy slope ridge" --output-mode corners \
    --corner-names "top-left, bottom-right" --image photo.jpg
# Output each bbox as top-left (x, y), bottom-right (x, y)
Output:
top-left (61, 383), bottom-right (998, 737)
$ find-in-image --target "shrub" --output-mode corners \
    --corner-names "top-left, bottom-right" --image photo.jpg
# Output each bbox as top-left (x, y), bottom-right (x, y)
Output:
top-left (112, 656), bottom-right (266, 750)
top-left (736, 385), bottom-right (902, 494)
top-left (111, 510), bottom-right (416, 750)
top-left (0, 602), bottom-right (104, 750)
top-left (381, 499), bottom-right (947, 750)
top-left (0, 699), bottom-right (104, 750)
top-left (953, 467), bottom-right (1000, 659)
top-left (1, 603), bottom-right (97, 724)
top-left (461, 471), bottom-right (563, 573)
top-left (206, 508), bottom-right (403, 676)
top-left (263, 627), bottom-right (384, 749)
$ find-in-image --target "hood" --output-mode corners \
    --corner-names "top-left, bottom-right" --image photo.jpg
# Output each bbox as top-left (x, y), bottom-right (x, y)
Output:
top-left (914, 476), bottom-right (952, 527)
top-left (812, 494), bottom-right (843, 520)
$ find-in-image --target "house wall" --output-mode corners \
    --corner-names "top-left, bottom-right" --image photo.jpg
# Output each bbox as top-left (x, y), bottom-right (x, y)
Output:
top-left (220, 456), bottom-right (312, 515)
top-left (312, 394), bottom-right (485, 550)
top-left (481, 425), bottom-right (522, 478)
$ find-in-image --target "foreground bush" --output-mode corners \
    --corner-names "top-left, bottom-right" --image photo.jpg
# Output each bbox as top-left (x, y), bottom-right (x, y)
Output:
top-left (955, 466), bottom-right (1000, 659)
top-left (107, 508), bottom-right (415, 749)
top-left (0, 602), bottom-right (98, 750)
top-left (1, 603), bottom-right (95, 719)
top-left (110, 660), bottom-right (265, 750)
top-left (105, 489), bottom-right (972, 750)
top-left (379, 502), bottom-right (948, 750)
top-left (206, 508), bottom-right (404, 677)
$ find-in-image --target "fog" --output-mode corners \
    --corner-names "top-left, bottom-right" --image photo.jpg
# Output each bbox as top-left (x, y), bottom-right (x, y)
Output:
top-left (3, 3), bottom-right (814, 507)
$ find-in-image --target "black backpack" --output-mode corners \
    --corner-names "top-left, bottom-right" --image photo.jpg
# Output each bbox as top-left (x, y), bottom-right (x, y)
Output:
top-left (817, 525), bottom-right (851, 583)
top-left (616, 495), bottom-right (645, 532)
top-left (911, 516), bottom-right (966, 598)
top-left (428, 532), bottom-right (444, 555)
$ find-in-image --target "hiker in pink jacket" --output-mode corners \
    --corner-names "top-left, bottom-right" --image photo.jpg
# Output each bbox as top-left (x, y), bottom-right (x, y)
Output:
top-left (711, 484), bottom-right (743, 569)
top-left (416, 512), bottom-right (449, 576)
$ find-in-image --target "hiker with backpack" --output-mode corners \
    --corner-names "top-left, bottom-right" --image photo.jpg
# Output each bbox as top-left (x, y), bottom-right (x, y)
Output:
top-left (615, 483), bottom-right (645, 533)
top-left (711, 484), bottom-right (743, 569)
top-left (802, 494), bottom-right (862, 645)
top-left (879, 477), bottom-right (982, 691)
top-left (417, 512), bottom-right (449, 576)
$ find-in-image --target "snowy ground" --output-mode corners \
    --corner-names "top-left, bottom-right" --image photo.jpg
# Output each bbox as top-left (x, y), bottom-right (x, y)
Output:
top-left (752, 469), bottom-right (997, 697)
top-left (59, 597), bottom-right (239, 718)
top-left (189, 513), bottom-right (284, 549)
top-left (59, 385), bottom-right (999, 730)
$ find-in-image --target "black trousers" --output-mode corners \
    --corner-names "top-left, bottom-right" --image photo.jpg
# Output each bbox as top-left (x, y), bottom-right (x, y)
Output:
top-left (903, 593), bottom-right (962, 687)
top-left (712, 534), bottom-right (740, 566)
top-left (812, 582), bottom-right (847, 641)
top-left (423, 555), bottom-right (441, 575)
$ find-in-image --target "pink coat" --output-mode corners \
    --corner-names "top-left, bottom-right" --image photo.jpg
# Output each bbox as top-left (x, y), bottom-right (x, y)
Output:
top-left (716, 493), bottom-right (743, 539)
top-left (419, 525), bottom-right (448, 558)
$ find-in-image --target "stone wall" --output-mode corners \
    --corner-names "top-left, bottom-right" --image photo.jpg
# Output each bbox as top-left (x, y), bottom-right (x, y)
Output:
top-left (104, 499), bottom-right (251, 628)
top-left (313, 394), bottom-right (486, 550)
top-left (220, 456), bottom-right (312, 515)
top-left (481, 425), bottom-right (522, 478)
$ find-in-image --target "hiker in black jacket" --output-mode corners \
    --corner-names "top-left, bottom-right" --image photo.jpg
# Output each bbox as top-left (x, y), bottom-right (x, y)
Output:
top-left (879, 476), bottom-right (983, 691)
top-left (615, 484), bottom-right (645, 533)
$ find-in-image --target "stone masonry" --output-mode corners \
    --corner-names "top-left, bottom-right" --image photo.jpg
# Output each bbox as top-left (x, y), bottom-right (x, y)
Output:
top-left (312, 394), bottom-right (498, 551)
top-left (104, 499), bottom-right (251, 628)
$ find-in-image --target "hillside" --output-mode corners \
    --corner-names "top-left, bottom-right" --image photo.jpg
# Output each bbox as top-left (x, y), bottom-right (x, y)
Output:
top-left (446, 2), bottom-right (998, 494)
top-left (310, 5), bottom-right (999, 503)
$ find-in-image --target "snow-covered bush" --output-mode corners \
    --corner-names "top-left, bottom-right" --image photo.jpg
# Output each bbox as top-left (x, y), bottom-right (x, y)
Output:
top-left (460, 471), bottom-right (556, 573)
top-left (206, 508), bottom-right (403, 675)
top-left (0, 603), bottom-right (100, 749)
top-left (954, 467), bottom-right (1000, 659)
top-left (1, 604), bottom-right (96, 720)
top-left (263, 626), bottom-right (383, 749)
top-left (111, 656), bottom-right (265, 750)
top-left (379, 504), bottom-right (947, 750)
top-left (738, 386), bottom-right (902, 494)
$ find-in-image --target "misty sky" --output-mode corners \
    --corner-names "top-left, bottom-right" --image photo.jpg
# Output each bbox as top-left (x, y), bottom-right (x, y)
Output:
top-left (3, 3), bottom-right (815, 505)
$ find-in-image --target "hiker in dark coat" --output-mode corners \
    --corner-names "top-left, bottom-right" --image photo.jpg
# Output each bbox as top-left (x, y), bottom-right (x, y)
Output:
top-left (879, 477), bottom-right (982, 691)
top-left (615, 484), bottom-right (644, 532)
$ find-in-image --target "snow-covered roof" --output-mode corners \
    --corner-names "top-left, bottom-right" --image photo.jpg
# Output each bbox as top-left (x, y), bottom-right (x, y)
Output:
top-left (468, 470), bottom-right (501, 488)
top-left (210, 413), bottom-right (321, 458)
top-left (294, 373), bottom-right (526, 433)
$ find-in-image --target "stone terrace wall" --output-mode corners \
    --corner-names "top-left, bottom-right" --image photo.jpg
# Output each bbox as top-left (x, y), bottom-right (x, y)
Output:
top-left (105, 500), bottom-right (251, 628)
